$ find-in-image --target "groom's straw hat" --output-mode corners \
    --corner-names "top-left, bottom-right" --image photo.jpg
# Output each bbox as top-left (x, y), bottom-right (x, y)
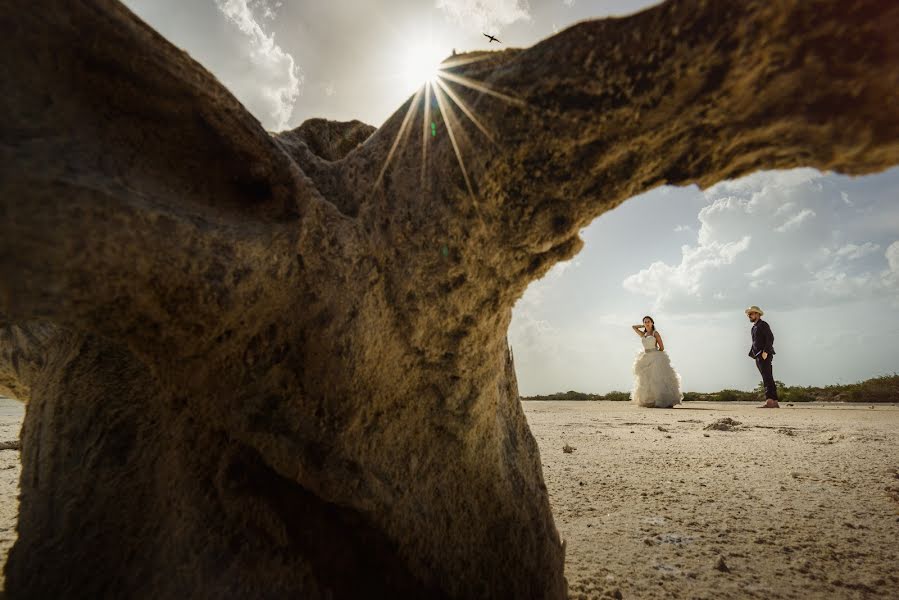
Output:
top-left (744, 305), bottom-right (764, 316)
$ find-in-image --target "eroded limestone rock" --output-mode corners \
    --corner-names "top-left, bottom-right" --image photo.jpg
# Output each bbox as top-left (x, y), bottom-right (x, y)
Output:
top-left (1, 0), bottom-right (897, 597)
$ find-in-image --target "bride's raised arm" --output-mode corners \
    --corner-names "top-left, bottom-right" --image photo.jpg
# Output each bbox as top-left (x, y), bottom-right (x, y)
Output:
top-left (631, 324), bottom-right (645, 337)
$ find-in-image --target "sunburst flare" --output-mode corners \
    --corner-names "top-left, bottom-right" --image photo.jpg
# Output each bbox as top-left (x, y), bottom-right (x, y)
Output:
top-left (377, 51), bottom-right (526, 200)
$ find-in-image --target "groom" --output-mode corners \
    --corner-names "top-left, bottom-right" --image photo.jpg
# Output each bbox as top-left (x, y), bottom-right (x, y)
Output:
top-left (746, 306), bottom-right (779, 408)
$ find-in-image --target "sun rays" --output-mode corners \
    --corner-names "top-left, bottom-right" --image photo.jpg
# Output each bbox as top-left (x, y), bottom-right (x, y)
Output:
top-left (376, 84), bottom-right (423, 187)
top-left (432, 76), bottom-right (497, 146)
top-left (375, 54), bottom-right (525, 203)
top-left (420, 80), bottom-right (432, 188)
top-left (431, 76), bottom-right (475, 201)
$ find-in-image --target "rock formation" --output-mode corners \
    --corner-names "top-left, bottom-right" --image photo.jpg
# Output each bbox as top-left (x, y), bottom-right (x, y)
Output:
top-left (1, 0), bottom-right (897, 597)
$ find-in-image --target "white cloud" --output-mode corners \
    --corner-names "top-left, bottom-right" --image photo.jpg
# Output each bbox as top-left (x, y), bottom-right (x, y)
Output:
top-left (250, 0), bottom-right (282, 20)
top-left (835, 242), bottom-right (879, 261)
top-left (746, 263), bottom-right (773, 278)
top-left (886, 241), bottom-right (899, 271)
top-left (623, 170), bottom-right (898, 313)
top-left (547, 258), bottom-right (579, 279)
top-left (214, 0), bottom-right (302, 130)
top-left (703, 168), bottom-right (821, 198)
top-left (622, 236), bottom-right (750, 310)
top-left (882, 241), bottom-right (899, 291)
top-left (436, 0), bottom-right (531, 31)
top-left (509, 310), bottom-right (560, 351)
top-left (809, 268), bottom-right (874, 298)
top-left (774, 208), bottom-right (815, 232)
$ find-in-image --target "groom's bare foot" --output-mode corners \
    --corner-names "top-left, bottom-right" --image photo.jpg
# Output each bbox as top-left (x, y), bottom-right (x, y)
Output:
top-left (758, 398), bottom-right (780, 408)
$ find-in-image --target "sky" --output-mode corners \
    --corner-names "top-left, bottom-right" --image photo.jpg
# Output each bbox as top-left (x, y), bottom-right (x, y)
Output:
top-left (121, 0), bottom-right (899, 394)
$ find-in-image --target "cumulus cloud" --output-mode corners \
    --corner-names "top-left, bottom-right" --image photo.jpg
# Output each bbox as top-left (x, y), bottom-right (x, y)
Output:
top-left (834, 242), bottom-right (880, 261)
top-left (507, 255), bottom-right (584, 378)
top-left (509, 310), bottom-right (561, 353)
top-left (436, 0), bottom-right (531, 31)
top-left (746, 263), bottom-right (773, 278)
top-left (547, 258), bottom-right (579, 279)
top-left (774, 208), bottom-right (815, 232)
top-left (214, 0), bottom-right (302, 130)
top-left (250, 0), bottom-right (282, 20)
top-left (623, 236), bottom-right (751, 309)
top-left (622, 170), bottom-right (898, 312)
top-left (882, 241), bottom-right (899, 291)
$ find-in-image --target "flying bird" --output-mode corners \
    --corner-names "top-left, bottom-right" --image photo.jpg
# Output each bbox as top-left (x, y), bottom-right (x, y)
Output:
top-left (483, 33), bottom-right (501, 43)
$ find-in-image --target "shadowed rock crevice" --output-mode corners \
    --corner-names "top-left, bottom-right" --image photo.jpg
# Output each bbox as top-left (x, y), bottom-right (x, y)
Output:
top-left (276, 118), bottom-right (377, 216)
top-left (1, 0), bottom-right (898, 597)
top-left (281, 118), bottom-right (376, 162)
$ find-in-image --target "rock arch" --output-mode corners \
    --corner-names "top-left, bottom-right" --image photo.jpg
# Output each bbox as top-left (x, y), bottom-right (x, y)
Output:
top-left (1, 0), bottom-right (897, 597)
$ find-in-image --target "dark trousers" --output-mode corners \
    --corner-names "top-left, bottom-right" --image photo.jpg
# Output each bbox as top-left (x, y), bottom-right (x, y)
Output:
top-left (755, 356), bottom-right (778, 400)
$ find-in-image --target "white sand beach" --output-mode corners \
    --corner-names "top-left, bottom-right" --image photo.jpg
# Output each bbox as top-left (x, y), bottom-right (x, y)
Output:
top-left (1, 399), bottom-right (897, 598)
top-left (524, 401), bottom-right (899, 599)
top-left (0, 398), bottom-right (23, 592)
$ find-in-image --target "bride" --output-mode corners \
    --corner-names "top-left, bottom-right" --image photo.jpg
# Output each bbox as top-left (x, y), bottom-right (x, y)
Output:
top-left (630, 316), bottom-right (683, 408)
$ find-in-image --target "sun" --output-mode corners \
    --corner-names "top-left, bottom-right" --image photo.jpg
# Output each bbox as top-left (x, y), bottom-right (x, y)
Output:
top-left (376, 33), bottom-right (522, 202)
top-left (401, 41), bottom-right (446, 91)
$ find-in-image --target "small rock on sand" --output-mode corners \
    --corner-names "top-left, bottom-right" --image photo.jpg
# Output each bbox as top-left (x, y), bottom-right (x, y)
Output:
top-left (704, 418), bottom-right (743, 432)
top-left (714, 556), bottom-right (730, 572)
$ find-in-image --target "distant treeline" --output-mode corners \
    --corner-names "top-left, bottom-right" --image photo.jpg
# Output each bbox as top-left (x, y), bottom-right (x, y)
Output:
top-left (521, 374), bottom-right (899, 403)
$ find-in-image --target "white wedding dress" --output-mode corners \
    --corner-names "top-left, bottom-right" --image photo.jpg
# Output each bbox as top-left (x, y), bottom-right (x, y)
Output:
top-left (632, 333), bottom-right (683, 408)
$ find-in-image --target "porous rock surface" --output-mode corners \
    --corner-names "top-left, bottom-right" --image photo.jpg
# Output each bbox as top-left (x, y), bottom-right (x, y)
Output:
top-left (0, 0), bottom-right (897, 597)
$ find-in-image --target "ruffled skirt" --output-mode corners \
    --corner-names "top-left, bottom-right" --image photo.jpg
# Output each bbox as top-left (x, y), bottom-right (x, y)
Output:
top-left (632, 350), bottom-right (683, 408)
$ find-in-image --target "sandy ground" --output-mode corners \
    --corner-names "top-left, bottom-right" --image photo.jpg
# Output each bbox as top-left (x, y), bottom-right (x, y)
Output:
top-left (0, 398), bottom-right (23, 593)
top-left (523, 401), bottom-right (899, 600)
top-left (0, 399), bottom-right (896, 598)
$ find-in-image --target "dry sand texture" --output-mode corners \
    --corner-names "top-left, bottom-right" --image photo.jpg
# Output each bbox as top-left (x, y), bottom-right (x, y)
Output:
top-left (0, 399), bottom-right (897, 597)
top-left (523, 401), bottom-right (899, 600)
top-left (0, 398), bottom-right (23, 593)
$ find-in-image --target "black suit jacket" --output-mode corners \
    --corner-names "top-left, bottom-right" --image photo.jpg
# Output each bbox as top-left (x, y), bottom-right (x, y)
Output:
top-left (749, 319), bottom-right (776, 358)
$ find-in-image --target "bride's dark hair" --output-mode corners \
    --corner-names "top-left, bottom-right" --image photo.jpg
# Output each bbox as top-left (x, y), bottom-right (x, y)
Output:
top-left (642, 315), bottom-right (657, 333)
